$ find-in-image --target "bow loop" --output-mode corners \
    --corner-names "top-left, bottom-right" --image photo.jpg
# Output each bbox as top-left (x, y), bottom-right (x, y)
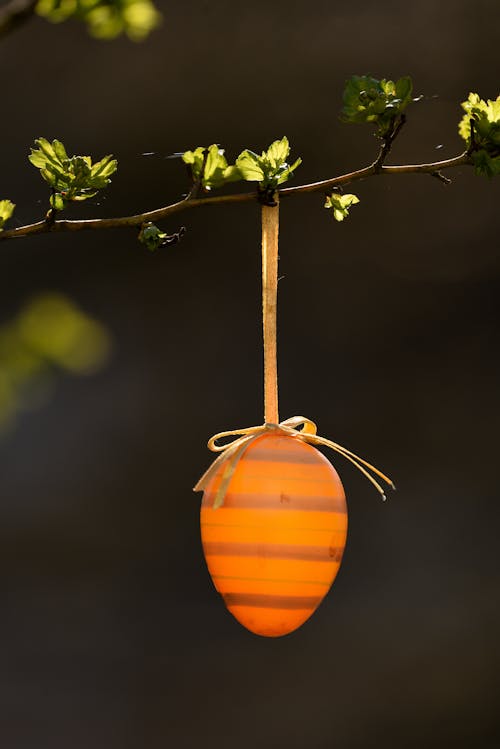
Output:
top-left (277, 416), bottom-right (317, 437)
top-left (207, 424), bottom-right (264, 452)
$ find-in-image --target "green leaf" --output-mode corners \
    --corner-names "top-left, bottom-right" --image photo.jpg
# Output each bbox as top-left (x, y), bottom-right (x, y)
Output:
top-left (29, 138), bottom-right (118, 206)
top-left (222, 164), bottom-right (242, 183)
top-left (29, 137), bottom-right (64, 174)
top-left (183, 146), bottom-right (207, 181)
top-left (182, 147), bottom-right (204, 170)
top-left (87, 155), bottom-right (118, 188)
top-left (266, 137), bottom-right (290, 169)
top-left (276, 156), bottom-right (302, 185)
top-left (28, 149), bottom-right (52, 169)
top-left (235, 150), bottom-right (266, 182)
top-left (203, 144), bottom-right (234, 190)
top-left (395, 76), bottom-right (413, 105)
top-left (204, 144), bottom-right (223, 181)
top-left (0, 200), bottom-right (15, 231)
top-left (52, 139), bottom-right (68, 162)
top-left (471, 150), bottom-right (500, 178)
top-left (50, 193), bottom-right (66, 211)
top-left (324, 192), bottom-right (360, 222)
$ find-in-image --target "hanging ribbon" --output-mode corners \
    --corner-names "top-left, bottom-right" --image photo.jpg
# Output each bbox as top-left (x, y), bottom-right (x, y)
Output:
top-left (194, 416), bottom-right (395, 509)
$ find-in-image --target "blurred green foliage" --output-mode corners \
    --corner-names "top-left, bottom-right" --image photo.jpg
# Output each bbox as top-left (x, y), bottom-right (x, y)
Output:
top-left (324, 192), bottom-right (360, 222)
top-left (341, 75), bottom-right (413, 136)
top-left (36, 0), bottom-right (161, 40)
top-left (0, 199), bottom-right (15, 230)
top-left (29, 138), bottom-right (117, 210)
top-left (458, 93), bottom-right (500, 178)
top-left (0, 294), bottom-right (110, 432)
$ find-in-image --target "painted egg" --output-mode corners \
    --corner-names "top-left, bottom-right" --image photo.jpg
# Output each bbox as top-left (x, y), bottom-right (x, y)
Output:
top-left (200, 432), bottom-right (347, 637)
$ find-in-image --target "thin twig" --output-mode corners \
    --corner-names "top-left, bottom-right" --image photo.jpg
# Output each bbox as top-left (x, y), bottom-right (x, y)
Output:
top-left (0, 151), bottom-right (473, 242)
top-left (430, 170), bottom-right (452, 185)
top-left (373, 114), bottom-right (407, 172)
top-left (467, 118), bottom-right (477, 156)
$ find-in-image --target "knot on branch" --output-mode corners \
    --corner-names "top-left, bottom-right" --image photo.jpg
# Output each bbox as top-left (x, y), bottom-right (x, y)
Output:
top-left (257, 185), bottom-right (278, 207)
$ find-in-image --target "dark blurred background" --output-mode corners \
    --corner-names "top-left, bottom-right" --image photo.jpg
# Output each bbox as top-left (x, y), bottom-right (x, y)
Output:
top-left (1, 1), bottom-right (499, 747)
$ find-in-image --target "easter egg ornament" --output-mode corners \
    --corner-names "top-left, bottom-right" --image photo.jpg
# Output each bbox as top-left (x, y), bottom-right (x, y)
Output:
top-left (194, 193), bottom-right (394, 637)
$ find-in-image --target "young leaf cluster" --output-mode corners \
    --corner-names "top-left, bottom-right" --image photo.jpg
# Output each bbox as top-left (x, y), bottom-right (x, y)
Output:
top-left (182, 138), bottom-right (302, 192)
top-left (458, 93), bottom-right (500, 178)
top-left (29, 138), bottom-right (117, 210)
top-left (0, 200), bottom-right (15, 231)
top-left (182, 145), bottom-right (241, 190)
top-left (341, 75), bottom-right (413, 136)
top-left (235, 137), bottom-right (302, 189)
top-left (324, 193), bottom-right (360, 222)
top-left (138, 223), bottom-right (170, 251)
top-left (36, 0), bottom-right (161, 40)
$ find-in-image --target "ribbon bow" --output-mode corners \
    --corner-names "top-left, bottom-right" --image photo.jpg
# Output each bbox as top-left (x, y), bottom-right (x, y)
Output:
top-left (194, 416), bottom-right (395, 509)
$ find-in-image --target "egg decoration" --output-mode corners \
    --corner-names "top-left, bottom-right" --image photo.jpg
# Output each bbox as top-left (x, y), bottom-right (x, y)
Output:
top-left (196, 205), bottom-right (393, 635)
top-left (200, 431), bottom-right (347, 637)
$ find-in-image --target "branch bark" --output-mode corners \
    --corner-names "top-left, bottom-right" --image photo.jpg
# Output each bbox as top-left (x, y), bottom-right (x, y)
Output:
top-left (0, 151), bottom-right (472, 242)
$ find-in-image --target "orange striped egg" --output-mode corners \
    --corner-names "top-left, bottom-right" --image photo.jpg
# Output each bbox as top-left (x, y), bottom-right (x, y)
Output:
top-left (200, 432), bottom-right (347, 637)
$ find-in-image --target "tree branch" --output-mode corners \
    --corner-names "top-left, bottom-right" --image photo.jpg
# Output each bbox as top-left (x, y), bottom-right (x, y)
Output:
top-left (0, 0), bottom-right (37, 38)
top-left (0, 151), bottom-right (472, 242)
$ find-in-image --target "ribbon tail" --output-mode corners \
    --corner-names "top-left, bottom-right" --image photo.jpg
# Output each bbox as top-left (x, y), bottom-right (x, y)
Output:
top-left (312, 434), bottom-right (395, 489)
top-left (310, 435), bottom-right (394, 501)
top-left (211, 440), bottom-right (253, 509)
top-left (193, 434), bottom-right (257, 508)
top-left (193, 449), bottom-right (231, 493)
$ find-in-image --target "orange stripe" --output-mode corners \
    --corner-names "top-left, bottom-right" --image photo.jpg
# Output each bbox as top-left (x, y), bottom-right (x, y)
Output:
top-left (216, 463), bottom-right (341, 485)
top-left (201, 522), bottom-right (346, 548)
top-left (205, 556), bottom-right (340, 592)
top-left (200, 507), bottom-right (347, 530)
